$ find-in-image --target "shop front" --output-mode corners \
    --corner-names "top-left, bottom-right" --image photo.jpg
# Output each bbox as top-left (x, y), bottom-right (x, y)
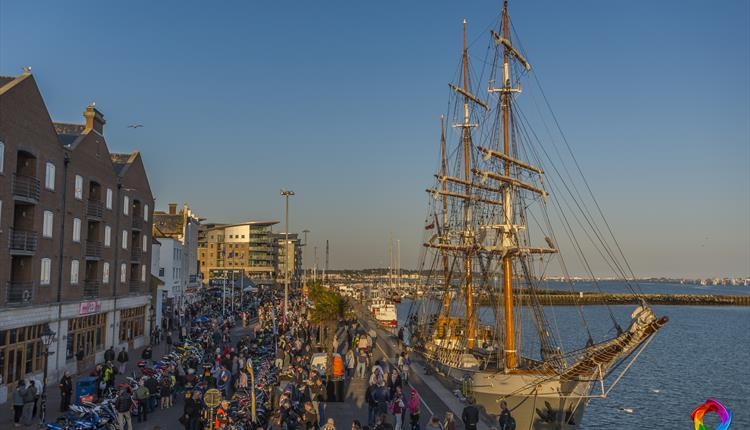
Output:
top-left (66, 304), bottom-right (107, 374)
top-left (0, 323), bottom-right (47, 392)
top-left (119, 305), bottom-right (146, 350)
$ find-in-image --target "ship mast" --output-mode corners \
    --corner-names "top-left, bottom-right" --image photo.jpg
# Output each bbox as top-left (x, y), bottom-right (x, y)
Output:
top-left (440, 115), bottom-right (451, 316)
top-left (500, 0), bottom-right (517, 370)
top-left (460, 18), bottom-right (476, 349)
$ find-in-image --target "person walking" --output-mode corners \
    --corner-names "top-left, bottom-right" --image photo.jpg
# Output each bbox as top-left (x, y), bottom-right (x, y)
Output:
top-left (21, 380), bottom-right (37, 427)
top-left (443, 412), bottom-right (455, 430)
top-left (13, 382), bottom-right (26, 427)
top-left (115, 387), bottom-right (133, 430)
top-left (117, 347), bottom-right (129, 375)
top-left (461, 397), bottom-right (480, 430)
top-left (355, 350), bottom-right (367, 379)
top-left (134, 381), bottom-right (150, 422)
top-left (497, 401), bottom-right (515, 430)
top-left (104, 346), bottom-right (115, 363)
top-left (59, 371), bottom-right (72, 412)
top-left (425, 417), bottom-right (442, 430)
top-left (391, 386), bottom-right (405, 430)
top-left (407, 388), bottom-right (421, 430)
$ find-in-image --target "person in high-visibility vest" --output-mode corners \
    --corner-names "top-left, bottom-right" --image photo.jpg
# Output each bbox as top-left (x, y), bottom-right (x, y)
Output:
top-left (214, 400), bottom-right (229, 429)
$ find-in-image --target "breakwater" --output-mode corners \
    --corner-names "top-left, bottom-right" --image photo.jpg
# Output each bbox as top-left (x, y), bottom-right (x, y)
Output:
top-left (503, 292), bottom-right (750, 306)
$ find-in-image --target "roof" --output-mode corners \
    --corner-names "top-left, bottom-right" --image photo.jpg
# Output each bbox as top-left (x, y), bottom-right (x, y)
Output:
top-left (153, 212), bottom-right (184, 238)
top-left (110, 152), bottom-right (138, 176)
top-left (0, 76), bottom-right (15, 86)
top-left (53, 122), bottom-right (86, 147)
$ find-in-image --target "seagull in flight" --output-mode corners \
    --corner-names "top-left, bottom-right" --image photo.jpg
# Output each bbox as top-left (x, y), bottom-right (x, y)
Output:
top-left (127, 124), bottom-right (143, 128)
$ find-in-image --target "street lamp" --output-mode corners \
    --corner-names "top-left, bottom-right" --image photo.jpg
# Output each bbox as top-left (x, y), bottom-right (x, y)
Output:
top-left (39, 324), bottom-right (56, 424)
top-left (280, 190), bottom-right (294, 321)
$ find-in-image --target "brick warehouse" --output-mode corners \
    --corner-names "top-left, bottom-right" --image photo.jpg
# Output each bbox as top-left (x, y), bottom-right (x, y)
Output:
top-left (0, 71), bottom-right (155, 402)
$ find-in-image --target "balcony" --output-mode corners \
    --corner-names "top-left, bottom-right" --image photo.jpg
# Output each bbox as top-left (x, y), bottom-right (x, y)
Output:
top-left (129, 280), bottom-right (143, 294)
top-left (85, 241), bottom-right (102, 260)
top-left (12, 175), bottom-right (41, 203)
top-left (6, 282), bottom-right (34, 306)
top-left (8, 228), bottom-right (38, 255)
top-left (131, 216), bottom-right (143, 230)
top-left (83, 280), bottom-right (100, 299)
top-left (130, 247), bottom-right (142, 262)
top-left (86, 200), bottom-right (103, 220)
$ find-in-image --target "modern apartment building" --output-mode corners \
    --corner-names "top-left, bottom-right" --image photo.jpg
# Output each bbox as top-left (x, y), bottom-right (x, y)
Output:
top-left (0, 72), bottom-right (154, 400)
top-left (153, 203), bottom-right (201, 325)
top-left (198, 221), bottom-right (278, 285)
top-left (274, 233), bottom-right (302, 287)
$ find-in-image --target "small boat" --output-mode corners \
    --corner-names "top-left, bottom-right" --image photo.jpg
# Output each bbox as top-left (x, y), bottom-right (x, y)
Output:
top-left (370, 296), bottom-right (398, 328)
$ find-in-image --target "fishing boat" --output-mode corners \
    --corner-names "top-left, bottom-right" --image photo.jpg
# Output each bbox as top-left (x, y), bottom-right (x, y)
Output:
top-left (370, 296), bottom-right (398, 328)
top-left (406, 2), bottom-right (668, 428)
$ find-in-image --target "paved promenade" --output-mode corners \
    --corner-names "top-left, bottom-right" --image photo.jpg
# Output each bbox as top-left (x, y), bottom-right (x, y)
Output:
top-left (326, 314), bottom-right (495, 430)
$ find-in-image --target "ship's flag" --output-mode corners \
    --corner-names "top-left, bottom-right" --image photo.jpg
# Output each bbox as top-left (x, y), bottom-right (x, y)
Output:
top-left (425, 222), bottom-right (435, 230)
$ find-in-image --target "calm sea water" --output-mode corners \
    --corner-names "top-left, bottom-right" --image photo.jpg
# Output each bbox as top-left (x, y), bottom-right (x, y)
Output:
top-left (397, 282), bottom-right (750, 428)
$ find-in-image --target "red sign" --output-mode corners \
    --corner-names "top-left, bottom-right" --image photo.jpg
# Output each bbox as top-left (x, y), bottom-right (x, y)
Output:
top-left (79, 301), bottom-right (101, 315)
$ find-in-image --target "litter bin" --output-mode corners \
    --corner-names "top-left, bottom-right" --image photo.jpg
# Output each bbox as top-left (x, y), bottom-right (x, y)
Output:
top-left (75, 376), bottom-right (98, 405)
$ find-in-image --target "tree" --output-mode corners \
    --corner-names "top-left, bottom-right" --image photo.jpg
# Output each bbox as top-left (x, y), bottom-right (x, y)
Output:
top-left (308, 282), bottom-right (348, 378)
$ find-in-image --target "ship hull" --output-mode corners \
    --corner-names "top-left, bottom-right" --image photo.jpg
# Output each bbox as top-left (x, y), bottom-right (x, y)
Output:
top-left (471, 371), bottom-right (589, 429)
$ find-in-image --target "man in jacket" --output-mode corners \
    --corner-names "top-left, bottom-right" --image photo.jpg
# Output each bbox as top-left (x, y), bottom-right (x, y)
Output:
top-left (117, 347), bottom-right (129, 375)
top-left (461, 397), bottom-right (480, 430)
top-left (104, 346), bottom-right (115, 363)
top-left (115, 387), bottom-right (133, 430)
top-left (13, 382), bottom-right (26, 427)
top-left (134, 381), bottom-right (150, 422)
top-left (22, 380), bottom-right (37, 426)
top-left (59, 372), bottom-right (72, 412)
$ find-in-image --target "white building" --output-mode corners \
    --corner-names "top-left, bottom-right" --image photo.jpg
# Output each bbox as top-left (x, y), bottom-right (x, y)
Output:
top-left (153, 203), bottom-right (201, 325)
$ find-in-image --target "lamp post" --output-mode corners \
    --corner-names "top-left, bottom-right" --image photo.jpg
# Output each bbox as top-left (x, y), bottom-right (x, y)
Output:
top-left (39, 324), bottom-right (56, 425)
top-left (280, 190), bottom-right (294, 321)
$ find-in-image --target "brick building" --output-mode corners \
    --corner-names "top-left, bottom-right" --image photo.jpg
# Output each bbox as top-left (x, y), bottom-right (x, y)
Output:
top-left (0, 71), bottom-right (154, 400)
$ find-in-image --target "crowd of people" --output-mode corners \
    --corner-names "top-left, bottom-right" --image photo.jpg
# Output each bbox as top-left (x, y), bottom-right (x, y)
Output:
top-left (36, 285), bottom-right (513, 430)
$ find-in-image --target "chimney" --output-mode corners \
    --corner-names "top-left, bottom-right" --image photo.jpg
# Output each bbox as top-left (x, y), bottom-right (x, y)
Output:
top-left (83, 104), bottom-right (106, 133)
top-left (168, 203), bottom-right (177, 215)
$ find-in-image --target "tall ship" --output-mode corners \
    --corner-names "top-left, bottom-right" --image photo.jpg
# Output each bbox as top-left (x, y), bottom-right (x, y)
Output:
top-left (406, 2), bottom-right (668, 428)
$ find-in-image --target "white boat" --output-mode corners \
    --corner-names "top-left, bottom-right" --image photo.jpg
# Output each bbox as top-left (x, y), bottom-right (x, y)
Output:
top-left (369, 296), bottom-right (398, 328)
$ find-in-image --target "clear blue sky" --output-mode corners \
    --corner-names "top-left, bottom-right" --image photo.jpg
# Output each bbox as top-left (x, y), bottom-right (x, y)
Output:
top-left (1, 0), bottom-right (748, 277)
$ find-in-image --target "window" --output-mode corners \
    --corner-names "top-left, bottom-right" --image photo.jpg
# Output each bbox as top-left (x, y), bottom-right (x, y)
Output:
top-left (104, 226), bottom-right (111, 247)
top-left (159, 268), bottom-right (165, 277)
top-left (74, 175), bottom-right (83, 200)
top-left (122, 230), bottom-right (128, 249)
top-left (72, 218), bottom-right (81, 243)
top-left (142, 235), bottom-right (147, 252)
top-left (106, 188), bottom-right (113, 210)
top-left (144, 204), bottom-right (149, 221)
top-left (123, 196), bottom-right (129, 215)
top-left (0, 141), bottom-right (4, 174)
top-left (70, 260), bottom-right (79, 284)
top-left (42, 211), bottom-right (54, 238)
top-left (103, 262), bottom-right (110, 283)
top-left (120, 263), bottom-right (127, 283)
top-left (40, 258), bottom-right (51, 285)
top-left (45, 162), bottom-right (55, 190)
top-left (119, 306), bottom-right (145, 341)
top-left (141, 265), bottom-right (146, 282)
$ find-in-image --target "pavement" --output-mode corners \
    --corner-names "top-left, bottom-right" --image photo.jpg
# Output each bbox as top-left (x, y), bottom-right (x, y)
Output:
top-left (326, 312), bottom-right (495, 430)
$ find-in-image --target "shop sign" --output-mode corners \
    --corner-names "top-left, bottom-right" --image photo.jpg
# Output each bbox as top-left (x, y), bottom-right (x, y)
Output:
top-left (79, 301), bottom-right (101, 315)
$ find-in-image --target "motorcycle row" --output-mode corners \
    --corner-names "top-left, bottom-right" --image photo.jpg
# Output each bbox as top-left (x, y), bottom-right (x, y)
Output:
top-left (45, 294), bottom-right (281, 430)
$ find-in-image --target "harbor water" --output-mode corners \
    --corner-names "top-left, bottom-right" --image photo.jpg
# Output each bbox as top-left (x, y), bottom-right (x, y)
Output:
top-left (397, 282), bottom-right (750, 428)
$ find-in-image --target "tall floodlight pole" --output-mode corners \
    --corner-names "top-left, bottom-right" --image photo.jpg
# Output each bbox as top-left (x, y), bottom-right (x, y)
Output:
top-left (302, 229), bottom-right (310, 283)
top-left (281, 190), bottom-right (295, 321)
